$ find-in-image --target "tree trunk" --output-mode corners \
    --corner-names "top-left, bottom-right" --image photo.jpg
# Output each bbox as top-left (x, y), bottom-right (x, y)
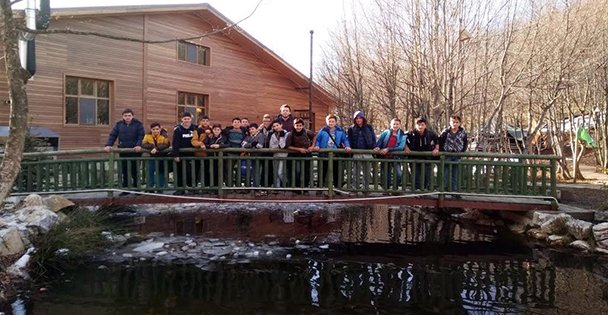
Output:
top-left (0, 0), bottom-right (31, 207)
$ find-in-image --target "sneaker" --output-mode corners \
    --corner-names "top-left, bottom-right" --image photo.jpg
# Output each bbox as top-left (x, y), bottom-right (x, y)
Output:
top-left (173, 190), bottom-right (185, 196)
top-left (119, 192), bottom-right (131, 196)
top-left (453, 194), bottom-right (462, 200)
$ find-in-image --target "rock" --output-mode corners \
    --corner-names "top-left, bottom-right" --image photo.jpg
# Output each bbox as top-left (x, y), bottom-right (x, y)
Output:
top-left (527, 228), bottom-right (549, 240)
top-left (566, 219), bottom-right (593, 240)
top-left (507, 223), bottom-right (527, 234)
top-left (43, 195), bottom-right (75, 213)
top-left (0, 228), bottom-right (26, 256)
top-left (15, 194), bottom-right (44, 211)
top-left (7, 248), bottom-right (34, 279)
top-left (592, 223), bottom-right (608, 249)
top-left (532, 212), bottom-right (555, 227)
top-left (547, 234), bottom-right (573, 247)
top-left (595, 211), bottom-right (608, 222)
top-left (0, 219), bottom-right (8, 229)
top-left (16, 206), bottom-right (59, 234)
top-left (540, 213), bottom-right (571, 235)
top-left (133, 242), bottom-right (165, 253)
top-left (595, 247), bottom-right (608, 254)
top-left (569, 240), bottom-right (592, 251)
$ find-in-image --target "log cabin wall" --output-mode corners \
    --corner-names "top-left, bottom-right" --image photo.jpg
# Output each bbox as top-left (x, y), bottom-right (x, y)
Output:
top-left (0, 7), bottom-right (332, 150)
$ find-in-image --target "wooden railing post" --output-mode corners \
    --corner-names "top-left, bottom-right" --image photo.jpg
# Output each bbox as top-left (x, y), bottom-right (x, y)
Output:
top-left (107, 150), bottom-right (115, 197)
top-left (550, 157), bottom-right (557, 198)
top-left (327, 151), bottom-right (334, 198)
top-left (439, 154), bottom-right (445, 202)
top-left (218, 150), bottom-right (224, 198)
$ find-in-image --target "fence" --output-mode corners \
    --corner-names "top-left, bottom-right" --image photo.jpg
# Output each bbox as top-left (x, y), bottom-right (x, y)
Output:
top-left (8, 148), bottom-right (558, 198)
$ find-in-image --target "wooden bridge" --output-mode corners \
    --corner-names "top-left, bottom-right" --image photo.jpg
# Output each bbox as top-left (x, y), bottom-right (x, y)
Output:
top-left (8, 148), bottom-right (559, 211)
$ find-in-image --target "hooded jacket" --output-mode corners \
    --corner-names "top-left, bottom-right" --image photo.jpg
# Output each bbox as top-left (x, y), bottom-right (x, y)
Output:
top-left (105, 118), bottom-right (145, 148)
top-left (347, 111), bottom-right (376, 150)
top-left (314, 125), bottom-right (350, 149)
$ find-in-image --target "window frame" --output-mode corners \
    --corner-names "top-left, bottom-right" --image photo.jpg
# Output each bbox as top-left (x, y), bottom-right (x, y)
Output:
top-left (177, 41), bottom-right (211, 66)
top-left (177, 91), bottom-right (209, 123)
top-left (63, 75), bottom-right (113, 127)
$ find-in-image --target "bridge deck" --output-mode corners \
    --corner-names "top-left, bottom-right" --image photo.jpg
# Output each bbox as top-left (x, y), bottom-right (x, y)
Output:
top-left (64, 191), bottom-right (555, 211)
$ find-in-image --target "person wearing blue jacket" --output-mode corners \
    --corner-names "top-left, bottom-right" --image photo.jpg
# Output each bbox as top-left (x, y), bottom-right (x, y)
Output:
top-left (347, 111), bottom-right (376, 189)
top-left (104, 108), bottom-right (145, 194)
top-left (313, 114), bottom-right (351, 187)
top-left (374, 118), bottom-right (406, 190)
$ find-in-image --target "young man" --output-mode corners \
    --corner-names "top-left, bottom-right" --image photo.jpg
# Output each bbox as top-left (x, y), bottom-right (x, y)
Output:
top-left (104, 108), bottom-right (145, 195)
top-left (286, 118), bottom-right (316, 188)
top-left (276, 104), bottom-right (295, 132)
top-left (439, 115), bottom-right (468, 194)
top-left (405, 117), bottom-right (439, 190)
top-left (313, 114), bottom-right (351, 187)
top-left (141, 122), bottom-right (170, 191)
top-left (268, 120), bottom-right (288, 187)
top-left (347, 111), bottom-right (376, 189)
top-left (224, 117), bottom-right (245, 148)
top-left (374, 118), bottom-right (406, 190)
top-left (223, 117), bottom-right (245, 185)
top-left (240, 123), bottom-right (264, 186)
top-left (240, 117), bottom-right (250, 129)
top-left (172, 112), bottom-right (197, 195)
top-left (203, 124), bottom-right (229, 186)
top-left (192, 115), bottom-right (212, 187)
top-left (257, 114), bottom-right (274, 186)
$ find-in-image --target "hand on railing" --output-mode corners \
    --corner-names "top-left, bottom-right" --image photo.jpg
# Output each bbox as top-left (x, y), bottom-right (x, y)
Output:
top-left (134, 146), bottom-right (142, 153)
top-left (103, 146), bottom-right (112, 152)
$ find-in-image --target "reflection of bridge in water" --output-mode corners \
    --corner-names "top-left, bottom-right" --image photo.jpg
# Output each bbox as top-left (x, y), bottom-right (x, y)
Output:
top-left (31, 256), bottom-right (559, 314)
top-left (12, 148), bottom-right (559, 211)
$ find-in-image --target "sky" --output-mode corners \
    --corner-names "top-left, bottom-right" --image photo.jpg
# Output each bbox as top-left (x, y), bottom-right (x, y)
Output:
top-left (16, 0), bottom-right (358, 75)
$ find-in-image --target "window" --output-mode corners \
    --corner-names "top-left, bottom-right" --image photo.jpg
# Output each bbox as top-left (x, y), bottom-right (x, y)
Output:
top-left (177, 41), bottom-right (210, 65)
top-left (177, 92), bottom-right (208, 122)
top-left (294, 110), bottom-right (316, 131)
top-left (65, 76), bottom-right (111, 126)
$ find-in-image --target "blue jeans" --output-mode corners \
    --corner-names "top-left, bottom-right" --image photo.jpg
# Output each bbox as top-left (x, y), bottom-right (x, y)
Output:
top-left (444, 156), bottom-right (460, 192)
top-left (148, 160), bottom-right (166, 189)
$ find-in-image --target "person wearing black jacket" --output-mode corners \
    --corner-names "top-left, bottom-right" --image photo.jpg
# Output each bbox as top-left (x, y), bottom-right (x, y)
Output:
top-left (347, 111), bottom-right (376, 189)
top-left (172, 112), bottom-right (196, 195)
top-left (405, 117), bottom-right (439, 190)
top-left (286, 118), bottom-right (316, 189)
top-left (104, 108), bottom-right (145, 194)
top-left (203, 124), bottom-right (229, 186)
top-left (438, 115), bottom-right (468, 194)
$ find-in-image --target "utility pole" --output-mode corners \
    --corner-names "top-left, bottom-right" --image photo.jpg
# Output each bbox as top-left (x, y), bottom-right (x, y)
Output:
top-left (308, 30), bottom-right (314, 130)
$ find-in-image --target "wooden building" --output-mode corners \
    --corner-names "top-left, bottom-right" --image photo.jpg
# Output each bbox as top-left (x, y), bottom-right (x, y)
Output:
top-left (0, 4), bottom-right (334, 150)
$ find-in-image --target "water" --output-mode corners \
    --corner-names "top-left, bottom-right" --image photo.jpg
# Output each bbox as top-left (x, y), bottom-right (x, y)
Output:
top-left (7, 206), bottom-right (608, 314)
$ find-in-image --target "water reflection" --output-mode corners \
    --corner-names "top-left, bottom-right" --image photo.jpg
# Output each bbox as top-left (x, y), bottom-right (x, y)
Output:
top-left (342, 205), bottom-right (496, 244)
top-left (22, 253), bottom-right (605, 315)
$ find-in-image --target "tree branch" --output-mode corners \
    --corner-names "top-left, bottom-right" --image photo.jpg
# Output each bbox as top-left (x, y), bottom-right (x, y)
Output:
top-left (9, 0), bottom-right (22, 5)
top-left (16, 0), bottom-right (262, 44)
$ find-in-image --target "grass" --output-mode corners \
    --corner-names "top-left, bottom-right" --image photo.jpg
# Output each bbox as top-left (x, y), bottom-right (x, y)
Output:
top-left (30, 206), bottom-right (129, 277)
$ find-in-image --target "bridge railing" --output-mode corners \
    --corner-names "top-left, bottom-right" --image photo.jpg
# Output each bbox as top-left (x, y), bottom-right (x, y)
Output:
top-left (8, 148), bottom-right (558, 198)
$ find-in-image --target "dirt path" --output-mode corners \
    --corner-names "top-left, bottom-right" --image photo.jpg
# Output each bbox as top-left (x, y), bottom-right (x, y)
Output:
top-left (558, 164), bottom-right (607, 210)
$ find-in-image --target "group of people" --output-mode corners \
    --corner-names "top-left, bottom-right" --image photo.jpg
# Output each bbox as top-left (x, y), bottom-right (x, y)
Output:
top-left (104, 104), bottom-right (468, 195)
